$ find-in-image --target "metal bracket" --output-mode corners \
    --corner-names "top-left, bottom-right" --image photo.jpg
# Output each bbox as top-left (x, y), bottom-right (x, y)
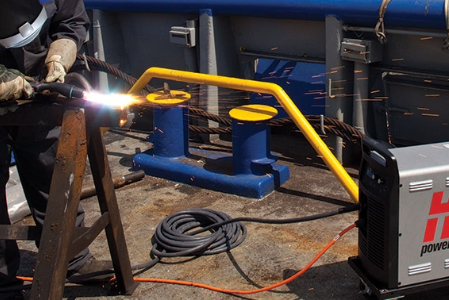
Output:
top-left (170, 26), bottom-right (196, 47)
top-left (341, 39), bottom-right (383, 64)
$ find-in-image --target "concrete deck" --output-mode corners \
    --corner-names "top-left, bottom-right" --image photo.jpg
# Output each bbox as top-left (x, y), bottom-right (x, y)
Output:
top-left (14, 129), bottom-right (448, 299)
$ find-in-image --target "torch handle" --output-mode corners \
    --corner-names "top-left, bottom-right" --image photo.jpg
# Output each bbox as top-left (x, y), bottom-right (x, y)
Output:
top-left (30, 81), bottom-right (86, 99)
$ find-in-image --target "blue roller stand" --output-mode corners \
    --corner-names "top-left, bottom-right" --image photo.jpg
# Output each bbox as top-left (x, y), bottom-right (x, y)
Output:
top-left (133, 99), bottom-right (290, 199)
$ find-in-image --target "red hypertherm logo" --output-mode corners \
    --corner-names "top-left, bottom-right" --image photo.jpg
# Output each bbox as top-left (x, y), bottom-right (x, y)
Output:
top-left (423, 191), bottom-right (449, 242)
top-left (420, 191), bottom-right (449, 257)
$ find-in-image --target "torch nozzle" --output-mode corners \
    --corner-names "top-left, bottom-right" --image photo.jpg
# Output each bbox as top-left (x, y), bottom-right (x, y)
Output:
top-left (30, 81), bottom-right (86, 99)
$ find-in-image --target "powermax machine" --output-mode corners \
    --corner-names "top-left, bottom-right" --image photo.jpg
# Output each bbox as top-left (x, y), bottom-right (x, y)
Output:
top-left (350, 137), bottom-right (449, 299)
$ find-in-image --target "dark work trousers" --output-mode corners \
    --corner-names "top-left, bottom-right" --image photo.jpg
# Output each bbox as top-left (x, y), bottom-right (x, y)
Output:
top-left (0, 125), bottom-right (91, 292)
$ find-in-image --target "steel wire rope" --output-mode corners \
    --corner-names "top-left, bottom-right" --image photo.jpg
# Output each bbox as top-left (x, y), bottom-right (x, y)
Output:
top-left (75, 54), bottom-right (156, 94)
top-left (444, 0), bottom-right (449, 49)
top-left (74, 55), bottom-right (365, 145)
top-left (374, 0), bottom-right (391, 44)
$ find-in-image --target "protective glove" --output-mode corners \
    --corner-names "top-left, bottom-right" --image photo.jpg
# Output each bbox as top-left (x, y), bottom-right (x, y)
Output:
top-left (45, 39), bottom-right (77, 83)
top-left (0, 64), bottom-right (33, 101)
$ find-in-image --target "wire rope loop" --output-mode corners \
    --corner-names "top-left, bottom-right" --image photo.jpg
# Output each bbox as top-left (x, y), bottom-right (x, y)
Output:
top-left (375, 0), bottom-right (391, 44)
top-left (151, 208), bottom-right (247, 258)
top-left (444, 0), bottom-right (449, 49)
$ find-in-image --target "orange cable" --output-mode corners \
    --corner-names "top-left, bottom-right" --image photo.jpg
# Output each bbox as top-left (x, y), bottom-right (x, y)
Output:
top-left (17, 222), bottom-right (357, 295)
top-left (130, 222), bottom-right (356, 295)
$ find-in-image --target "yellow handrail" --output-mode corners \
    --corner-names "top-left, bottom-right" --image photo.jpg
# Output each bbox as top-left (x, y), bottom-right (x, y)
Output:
top-left (128, 67), bottom-right (359, 203)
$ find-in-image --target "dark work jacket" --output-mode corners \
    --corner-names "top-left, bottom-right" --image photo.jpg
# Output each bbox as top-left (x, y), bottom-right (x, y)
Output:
top-left (0, 0), bottom-right (90, 79)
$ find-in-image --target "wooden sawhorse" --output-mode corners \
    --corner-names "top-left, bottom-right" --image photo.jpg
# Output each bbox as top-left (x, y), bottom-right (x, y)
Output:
top-left (0, 102), bottom-right (138, 299)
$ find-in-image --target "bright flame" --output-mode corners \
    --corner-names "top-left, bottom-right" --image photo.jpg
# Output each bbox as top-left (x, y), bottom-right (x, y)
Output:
top-left (83, 91), bottom-right (140, 109)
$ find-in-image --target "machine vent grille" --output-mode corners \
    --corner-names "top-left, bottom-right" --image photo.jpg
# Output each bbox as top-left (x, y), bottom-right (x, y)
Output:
top-left (408, 262), bottom-right (431, 276)
top-left (409, 179), bottom-right (433, 192)
top-left (367, 197), bottom-right (385, 270)
top-left (444, 259), bottom-right (449, 269)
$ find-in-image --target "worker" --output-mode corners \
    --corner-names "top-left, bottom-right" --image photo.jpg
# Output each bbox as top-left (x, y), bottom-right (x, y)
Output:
top-left (0, 1), bottom-right (111, 299)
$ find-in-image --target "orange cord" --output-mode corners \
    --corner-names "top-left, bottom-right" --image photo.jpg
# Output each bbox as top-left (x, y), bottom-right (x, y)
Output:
top-left (17, 222), bottom-right (357, 295)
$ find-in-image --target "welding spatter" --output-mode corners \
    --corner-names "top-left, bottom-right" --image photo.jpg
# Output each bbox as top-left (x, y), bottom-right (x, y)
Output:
top-left (30, 81), bottom-right (86, 99)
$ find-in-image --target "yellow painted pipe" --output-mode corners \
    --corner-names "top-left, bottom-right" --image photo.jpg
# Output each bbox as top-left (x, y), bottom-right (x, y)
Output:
top-left (128, 67), bottom-right (359, 203)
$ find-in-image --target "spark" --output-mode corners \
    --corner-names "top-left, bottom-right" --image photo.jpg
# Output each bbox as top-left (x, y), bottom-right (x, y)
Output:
top-left (363, 98), bottom-right (383, 102)
top-left (331, 66), bottom-right (345, 71)
top-left (304, 91), bottom-right (325, 95)
top-left (83, 91), bottom-right (141, 109)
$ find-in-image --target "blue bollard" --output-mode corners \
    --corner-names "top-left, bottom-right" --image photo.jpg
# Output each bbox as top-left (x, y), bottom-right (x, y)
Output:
top-left (133, 98), bottom-right (290, 199)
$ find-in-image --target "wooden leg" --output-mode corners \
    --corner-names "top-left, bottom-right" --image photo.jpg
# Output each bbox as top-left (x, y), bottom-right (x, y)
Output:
top-left (30, 109), bottom-right (88, 300)
top-left (87, 127), bottom-right (139, 295)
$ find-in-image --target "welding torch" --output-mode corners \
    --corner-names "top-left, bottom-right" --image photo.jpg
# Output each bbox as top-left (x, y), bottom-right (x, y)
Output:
top-left (29, 81), bottom-right (139, 128)
top-left (30, 81), bottom-right (87, 99)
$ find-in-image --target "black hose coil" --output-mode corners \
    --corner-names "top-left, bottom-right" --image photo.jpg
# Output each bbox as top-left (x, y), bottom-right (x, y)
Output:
top-left (151, 208), bottom-right (247, 258)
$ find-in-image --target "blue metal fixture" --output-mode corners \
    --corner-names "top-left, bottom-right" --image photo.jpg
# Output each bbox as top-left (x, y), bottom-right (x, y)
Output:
top-left (133, 99), bottom-right (290, 199)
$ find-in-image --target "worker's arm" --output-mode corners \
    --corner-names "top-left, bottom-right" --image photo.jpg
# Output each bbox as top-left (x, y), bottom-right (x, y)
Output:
top-left (44, 0), bottom-right (90, 83)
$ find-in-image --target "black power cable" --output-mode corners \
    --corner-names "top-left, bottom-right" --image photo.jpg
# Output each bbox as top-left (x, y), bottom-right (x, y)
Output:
top-left (150, 205), bottom-right (359, 259)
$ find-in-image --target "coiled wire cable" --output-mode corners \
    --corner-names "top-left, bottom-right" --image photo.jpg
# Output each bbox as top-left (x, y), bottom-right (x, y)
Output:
top-left (151, 208), bottom-right (247, 258)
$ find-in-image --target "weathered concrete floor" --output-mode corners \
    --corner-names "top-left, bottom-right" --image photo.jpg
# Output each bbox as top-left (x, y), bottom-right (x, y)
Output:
top-left (15, 129), bottom-right (449, 299)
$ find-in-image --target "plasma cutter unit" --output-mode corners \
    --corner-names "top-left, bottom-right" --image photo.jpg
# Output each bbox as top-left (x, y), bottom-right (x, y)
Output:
top-left (349, 137), bottom-right (449, 299)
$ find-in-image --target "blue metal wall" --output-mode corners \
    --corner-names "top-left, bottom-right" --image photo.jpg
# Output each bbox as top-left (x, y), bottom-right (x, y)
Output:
top-left (84, 0), bottom-right (447, 29)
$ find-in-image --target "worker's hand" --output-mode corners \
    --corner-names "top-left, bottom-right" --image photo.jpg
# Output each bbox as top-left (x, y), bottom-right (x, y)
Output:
top-left (45, 39), bottom-right (77, 83)
top-left (0, 65), bottom-right (33, 101)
